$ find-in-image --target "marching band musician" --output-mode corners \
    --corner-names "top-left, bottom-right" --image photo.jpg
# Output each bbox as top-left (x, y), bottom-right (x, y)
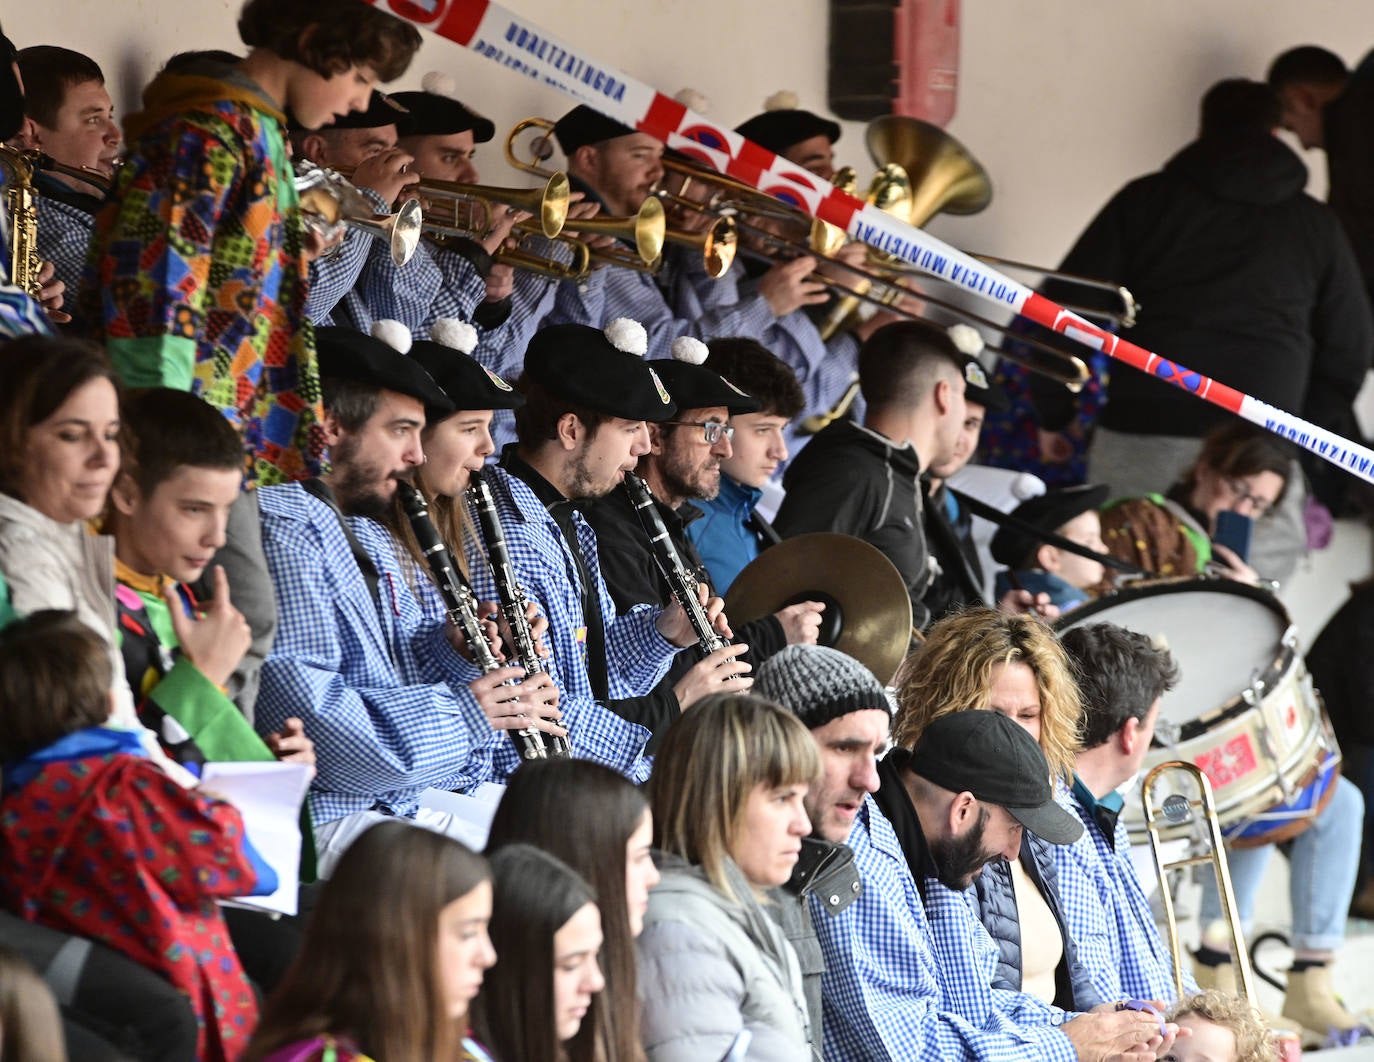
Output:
top-left (255, 326), bottom-right (560, 875)
top-left (11, 45), bottom-right (119, 329)
top-left (580, 338), bottom-right (816, 747)
top-left (478, 318), bottom-right (735, 756)
top-left (294, 88), bottom-right (418, 327)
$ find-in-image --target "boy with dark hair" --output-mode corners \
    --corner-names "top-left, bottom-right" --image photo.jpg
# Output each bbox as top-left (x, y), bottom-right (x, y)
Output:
top-left (0, 610), bottom-right (277, 1062)
top-left (686, 337), bottom-right (804, 592)
top-left (12, 45), bottom-right (117, 315)
top-left (107, 387), bottom-right (313, 776)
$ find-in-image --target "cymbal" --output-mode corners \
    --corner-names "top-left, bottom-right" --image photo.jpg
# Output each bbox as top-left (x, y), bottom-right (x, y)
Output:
top-left (726, 532), bottom-right (913, 683)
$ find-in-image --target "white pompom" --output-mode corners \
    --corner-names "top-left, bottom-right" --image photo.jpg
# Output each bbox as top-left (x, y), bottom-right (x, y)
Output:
top-left (671, 336), bottom-right (709, 365)
top-left (764, 90), bottom-right (800, 112)
top-left (430, 317), bottom-right (479, 355)
top-left (421, 70), bottom-right (458, 99)
top-left (604, 317), bottom-right (648, 357)
top-left (1011, 472), bottom-right (1047, 502)
top-left (371, 318), bottom-right (413, 355)
top-left (947, 323), bottom-right (985, 357)
top-left (674, 88), bottom-right (711, 115)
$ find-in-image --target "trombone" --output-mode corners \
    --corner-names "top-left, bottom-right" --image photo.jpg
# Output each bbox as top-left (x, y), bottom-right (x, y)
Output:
top-left (1143, 761), bottom-right (1256, 1006)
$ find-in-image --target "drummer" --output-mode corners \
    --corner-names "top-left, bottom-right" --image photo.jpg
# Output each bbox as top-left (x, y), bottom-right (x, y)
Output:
top-left (989, 484), bottom-right (1110, 612)
top-left (1060, 623), bottom-right (1368, 1046)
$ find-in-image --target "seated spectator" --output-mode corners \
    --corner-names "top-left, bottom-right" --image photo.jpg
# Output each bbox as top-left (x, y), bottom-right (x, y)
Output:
top-left (0, 335), bottom-right (189, 782)
top-left (991, 483), bottom-right (1109, 612)
top-left (639, 692), bottom-right (819, 1061)
top-left (486, 759), bottom-right (660, 1062)
top-left (1166, 989), bottom-right (1273, 1062)
top-left (1098, 421), bottom-right (1294, 584)
top-left (473, 844), bottom-right (606, 1062)
top-left (684, 337), bottom-right (805, 593)
top-left (0, 611), bottom-right (276, 1062)
top-left (246, 821), bottom-right (497, 1062)
top-left (891, 609), bottom-right (1102, 1012)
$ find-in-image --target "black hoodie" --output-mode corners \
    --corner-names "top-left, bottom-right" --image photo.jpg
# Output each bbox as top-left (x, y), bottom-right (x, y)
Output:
top-left (1031, 133), bottom-right (1373, 439)
top-left (774, 417), bottom-right (931, 629)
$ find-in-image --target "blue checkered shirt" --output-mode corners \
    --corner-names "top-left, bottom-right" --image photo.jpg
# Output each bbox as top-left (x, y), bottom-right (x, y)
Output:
top-left (1052, 778), bottom-right (1198, 1004)
top-left (814, 797), bottom-right (1076, 1062)
top-left (462, 462), bottom-right (669, 780)
top-left (35, 193), bottom-right (94, 311)
top-left (256, 482), bottom-right (504, 825)
top-left (347, 238), bottom-right (484, 339)
top-left (305, 187), bottom-right (388, 326)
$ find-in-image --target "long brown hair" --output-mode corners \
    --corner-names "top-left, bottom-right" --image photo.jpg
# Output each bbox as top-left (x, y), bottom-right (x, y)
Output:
top-left (472, 844), bottom-right (600, 1062)
top-left (649, 693), bottom-right (820, 900)
top-left (245, 822), bottom-right (491, 1062)
top-left (486, 760), bottom-right (649, 1062)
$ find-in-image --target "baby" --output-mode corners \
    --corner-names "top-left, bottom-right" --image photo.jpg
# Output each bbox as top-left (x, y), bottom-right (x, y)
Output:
top-left (1164, 990), bottom-right (1276, 1062)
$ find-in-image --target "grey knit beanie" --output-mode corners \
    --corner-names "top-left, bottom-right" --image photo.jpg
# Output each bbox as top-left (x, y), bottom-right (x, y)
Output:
top-left (754, 644), bottom-right (892, 730)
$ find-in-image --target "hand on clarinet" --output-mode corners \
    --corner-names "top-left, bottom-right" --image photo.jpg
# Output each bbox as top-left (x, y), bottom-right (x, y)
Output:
top-left (655, 582), bottom-right (732, 649)
top-left (673, 642), bottom-right (753, 710)
top-left (469, 666), bottom-right (566, 737)
top-left (774, 600), bottom-right (825, 645)
top-left (445, 602), bottom-right (504, 663)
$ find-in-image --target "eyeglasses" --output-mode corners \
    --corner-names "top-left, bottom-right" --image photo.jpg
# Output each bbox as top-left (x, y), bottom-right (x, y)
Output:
top-left (665, 420), bottom-right (734, 444)
top-left (1222, 476), bottom-right (1276, 516)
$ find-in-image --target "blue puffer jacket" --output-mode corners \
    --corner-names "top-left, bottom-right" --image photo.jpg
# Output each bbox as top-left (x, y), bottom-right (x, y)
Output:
top-left (970, 831), bottom-right (1104, 1011)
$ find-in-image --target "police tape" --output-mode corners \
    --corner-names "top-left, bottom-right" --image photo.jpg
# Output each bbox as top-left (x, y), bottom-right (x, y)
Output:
top-left (361, 0), bottom-right (1374, 485)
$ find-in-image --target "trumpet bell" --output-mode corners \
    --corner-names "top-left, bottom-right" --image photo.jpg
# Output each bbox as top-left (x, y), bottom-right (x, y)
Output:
top-left (377, 197), bottom-right (424, 266)
top-left (562, 196), bottom-right (667, 267)
top-left (865, 115), bottom-right (992, 226)
top-left (665, 215), bottom-right (738, 279)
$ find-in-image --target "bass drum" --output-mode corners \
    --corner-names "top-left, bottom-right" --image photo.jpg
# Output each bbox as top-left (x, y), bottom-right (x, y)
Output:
top-left (1056, 578), bottom-right (1341, 847)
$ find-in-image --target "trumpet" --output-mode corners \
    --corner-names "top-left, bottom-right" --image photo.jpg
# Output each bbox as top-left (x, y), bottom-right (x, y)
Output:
top-left (418, 170), bottom-right (571, 242)
top-left (1143, 761), bottom-right (1256, 1006)
top-left (295, 161), bottom-right (423, 267)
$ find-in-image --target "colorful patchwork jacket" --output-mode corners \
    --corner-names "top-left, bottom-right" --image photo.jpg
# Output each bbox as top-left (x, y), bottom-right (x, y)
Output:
top-left (86, 64), bottom-right (326, 486)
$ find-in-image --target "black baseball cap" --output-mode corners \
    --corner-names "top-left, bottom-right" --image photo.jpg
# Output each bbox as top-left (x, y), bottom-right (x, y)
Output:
top-left (908, 711), bottom-right (1083, 845)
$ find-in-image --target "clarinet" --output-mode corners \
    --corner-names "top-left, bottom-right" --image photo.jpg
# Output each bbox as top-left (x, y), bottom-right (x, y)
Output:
top-left (623, 472), bottom-right (730, 654)
top-left (465, 470), bottom-right (572, 759)
top-left (397, 481), bottom-right (558, 761)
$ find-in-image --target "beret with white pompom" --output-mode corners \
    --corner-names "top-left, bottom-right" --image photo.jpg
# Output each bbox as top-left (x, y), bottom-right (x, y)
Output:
top-left (314, 324), bottom-right (454, 420)
top-left (410, 318), bottom-right (523, 414)
top-left (674, 88), bottom-right (712, 115)
top-left (388, 82), bottom-right (494, 142)
top-left (735, 93), bottom-right (841, 156)
top-left (649, 340), bottom-right (759, 415)
top-left (523, 323), bottom-right (678, 422)
top-left (370, 318), bottom-right (412, 354)
top-left (671, 335), bottom-right (709, 365)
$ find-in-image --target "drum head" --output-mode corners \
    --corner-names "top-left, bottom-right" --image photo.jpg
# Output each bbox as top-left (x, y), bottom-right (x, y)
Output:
top-left (1056, 579), bottom-right (1289, 728)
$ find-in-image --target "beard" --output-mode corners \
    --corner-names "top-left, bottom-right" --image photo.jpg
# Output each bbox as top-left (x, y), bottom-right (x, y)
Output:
top-left (657, 442), bottom-right (720, 502)
top-left (330, 435), bottom-right (409, 518)
top-left (928, 806), bottom-right (997, 891)
top-left (566, 448), bottom-right (615, 502)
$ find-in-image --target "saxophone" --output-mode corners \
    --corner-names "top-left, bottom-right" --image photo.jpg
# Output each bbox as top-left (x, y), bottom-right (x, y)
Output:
top-left (0, 146), bottom-right (41, 298)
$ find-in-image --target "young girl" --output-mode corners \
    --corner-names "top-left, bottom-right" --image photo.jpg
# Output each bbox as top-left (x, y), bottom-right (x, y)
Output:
top-left (1163, 990), bottom-right (1274, 1062)
top-left (246, 820), bottom-right (497, 1062)
top-left (486, 759), bottom-right (659, 1061)
top-left (0, 611), bottom-right (274, 1062)
top-left (472, 844), bottom-right (606, 1062)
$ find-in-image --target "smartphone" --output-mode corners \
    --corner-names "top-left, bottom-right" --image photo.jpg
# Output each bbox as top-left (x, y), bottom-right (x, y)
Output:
top-left (1213, 510), bottom-right (1253, 563)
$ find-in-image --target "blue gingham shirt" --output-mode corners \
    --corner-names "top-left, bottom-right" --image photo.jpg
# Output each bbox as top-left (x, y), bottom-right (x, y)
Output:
top-left (814, 797), bottom-right (1076, 1062)
top-left (35, 192), bottom-right (95, 310)
top-left (463, 462), bottom-right (671, 780)
top-left (347, 237), bottom-right (485, 339)
top-left (305, 187), bottom-right (388, 326)
top-left (256, 482), bottom-right (503, 825)
top-left (1052, 777), bottom-right (1198, 1004)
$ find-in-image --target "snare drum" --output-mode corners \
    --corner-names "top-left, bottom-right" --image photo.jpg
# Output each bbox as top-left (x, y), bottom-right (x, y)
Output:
top-left (1057, 578), bottom-right (1341, 847)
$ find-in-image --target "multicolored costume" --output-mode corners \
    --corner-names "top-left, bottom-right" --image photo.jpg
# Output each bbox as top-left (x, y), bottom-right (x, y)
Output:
top-left (0, 727), bottom-right (276, 1062)
top-left (85, 63), bottom-right (325, 486)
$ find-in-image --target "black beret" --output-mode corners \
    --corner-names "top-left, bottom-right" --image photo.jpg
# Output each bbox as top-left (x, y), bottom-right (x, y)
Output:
top-left (313, 90), bottom-right (408, 132)
top-left (315, 327), bottom-right (455, 423)
top-left (648, 357), bottom-right (759, 415)
top-left (0, 27), bottom-right (22, 142)
top-left (735, 108), bottom-right (841, 157)
top-left (523, 323), bottom-right (677, 422)
top-left (391, 90), bottom-right (495, 142)
top-left (553, 104), bottom-right (636, 155)
top-left (961, 358), bottom-right (1010, 414)
top-left (410, 341), bottom-right (524, 413)
top-left (990, 483), bottom-right (1110, 569)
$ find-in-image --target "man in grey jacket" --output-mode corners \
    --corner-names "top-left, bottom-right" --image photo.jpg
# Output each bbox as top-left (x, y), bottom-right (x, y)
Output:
top-left (754, 644), bottom-right (888, 1060)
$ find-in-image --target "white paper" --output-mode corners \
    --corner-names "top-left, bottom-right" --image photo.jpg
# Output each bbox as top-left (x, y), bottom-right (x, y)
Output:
top-left (418, 782), bottom-right (507, 852)
top-left (201, 761), bottom-right (312, 917)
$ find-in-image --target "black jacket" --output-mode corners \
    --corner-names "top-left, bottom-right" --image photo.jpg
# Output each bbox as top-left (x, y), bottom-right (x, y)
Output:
top-left (969, 833), bottom-right (1104, 1012)
top-left (1306, 581), bottom-right (1374, 747)
top-left (1031, 133), bottom-right (1373, 440)
top-left (579, 484), bottom-right (785, 749)
top-left (922, 482), bottom-right (987, 620)
top-left (774, 418), bottom-right (932, 629)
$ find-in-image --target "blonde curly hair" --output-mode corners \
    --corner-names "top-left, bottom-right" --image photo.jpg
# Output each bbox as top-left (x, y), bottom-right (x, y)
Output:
top-left (893, 608), bottom-right (1083, 782)
top-left (1167, 990), bottom-right (1273, 1062)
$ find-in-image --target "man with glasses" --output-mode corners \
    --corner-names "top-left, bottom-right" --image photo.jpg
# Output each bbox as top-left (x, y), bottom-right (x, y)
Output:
top-left (581, 344), bottom-right (825, 747)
